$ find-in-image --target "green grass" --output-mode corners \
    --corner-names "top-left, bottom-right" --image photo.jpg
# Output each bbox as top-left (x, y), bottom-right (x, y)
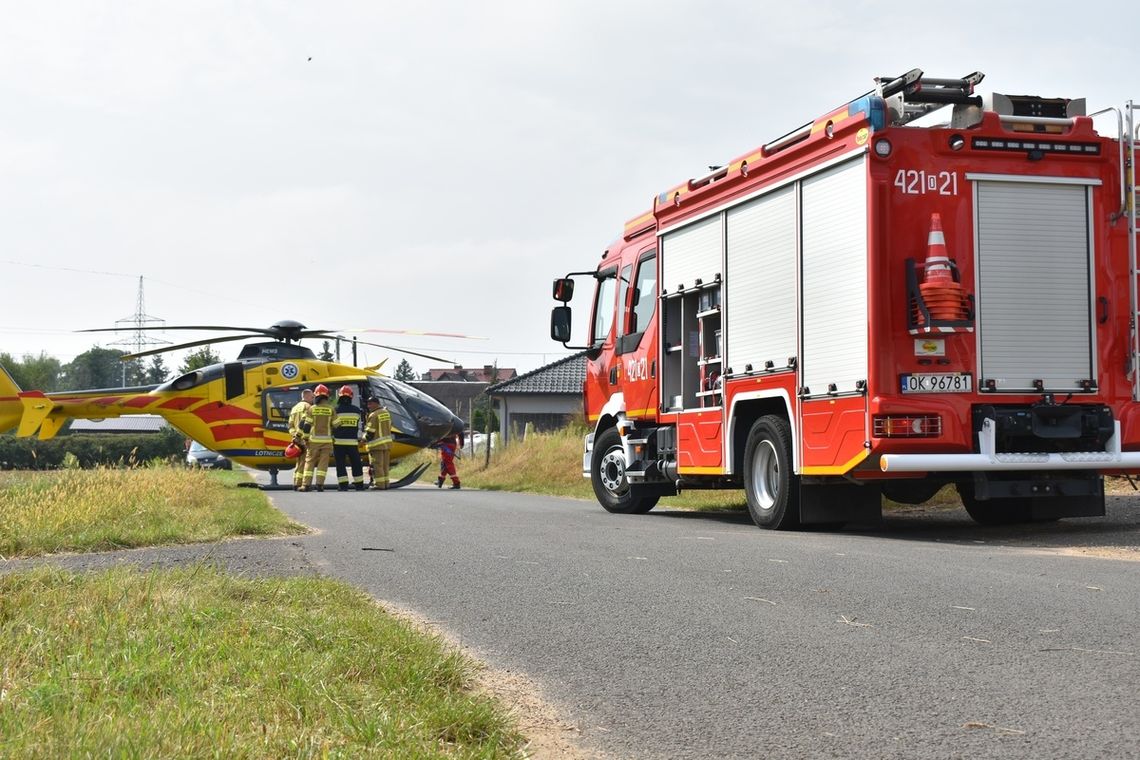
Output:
top-left (0, 467), bottom-right (305, 559)
top-left (0, 565), bottom-right (524, 759)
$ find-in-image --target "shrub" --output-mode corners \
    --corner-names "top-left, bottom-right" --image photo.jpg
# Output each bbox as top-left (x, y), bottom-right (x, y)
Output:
top-left (0, 427), bottom-right (186, 470)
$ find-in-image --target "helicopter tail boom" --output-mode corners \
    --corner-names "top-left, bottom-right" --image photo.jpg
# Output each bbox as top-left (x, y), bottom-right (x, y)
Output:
top-left (0, 367), bottom-right (158, 440)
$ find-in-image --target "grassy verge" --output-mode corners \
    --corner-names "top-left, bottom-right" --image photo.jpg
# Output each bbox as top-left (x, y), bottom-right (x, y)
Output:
top-left (431, 424), bottom-right (1000, 513)
top-left (440, 426), bottom-right (746, 510)
top-left (0, 468), bottom-right (304, 559)
top-left (0, 565), bottom-right (523, 759)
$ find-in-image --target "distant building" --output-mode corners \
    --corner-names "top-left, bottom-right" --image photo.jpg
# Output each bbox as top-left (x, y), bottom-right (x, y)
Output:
top-left (487, 352), bottom-right (586, 445)
top-left (421, 365), bottom-right (517, 383)
top-left (411, 366), bottom-right (519, 435)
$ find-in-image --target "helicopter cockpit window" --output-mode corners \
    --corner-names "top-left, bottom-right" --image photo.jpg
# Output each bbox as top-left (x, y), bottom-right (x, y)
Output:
top-left (263, 388), bottom-right (303, 432)
top-left (368, 379), bottom-right (417, 435)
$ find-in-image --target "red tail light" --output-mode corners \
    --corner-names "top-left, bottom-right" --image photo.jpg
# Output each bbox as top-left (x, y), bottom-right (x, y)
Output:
top-left (873, 415), bottom-right (942, 438)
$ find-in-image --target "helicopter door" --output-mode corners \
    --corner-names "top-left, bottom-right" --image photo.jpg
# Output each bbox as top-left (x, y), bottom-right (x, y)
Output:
top-left (224, 362), bottom-right (245, 400)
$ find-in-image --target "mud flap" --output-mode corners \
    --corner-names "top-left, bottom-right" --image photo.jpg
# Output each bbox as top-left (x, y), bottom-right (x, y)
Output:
top-left (800, 482), bottom-right (882, 525)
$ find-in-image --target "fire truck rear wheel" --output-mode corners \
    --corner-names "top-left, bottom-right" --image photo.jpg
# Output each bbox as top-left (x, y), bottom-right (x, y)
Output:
top-left (743, 415), bottom-right (800, 530)
top-left (591, 427), bottom-right (658, 514)
top-left (955, 482), bottom-right (1033, 525)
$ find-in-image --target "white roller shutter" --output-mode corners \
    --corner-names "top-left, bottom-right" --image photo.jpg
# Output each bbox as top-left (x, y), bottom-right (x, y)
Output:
top-left (725, 186), bottom-right (797, 373)
top-left (801, 157), bottom-right (868, 395)
top-left (661, 215), bottom-right (723, 293)
top-left (973, 178), bottom-right (1095, 392)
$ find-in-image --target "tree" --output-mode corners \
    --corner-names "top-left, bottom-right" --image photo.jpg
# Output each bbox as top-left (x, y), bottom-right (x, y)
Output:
top-left (318, 341), bottom-right (335, 362)
top-left (60, 346), bottom-right (128, 390)
top-left (18, 352), bottom-right (63, 391)
top-left (472, 393), bottom-right (499, 433)
top-left (123, 358), bottom-right (148, 387)
top-left (393, 358), bottom-right (416, 382)
top-left (178, 347), bottom-right (221, 374)
top-left (145, 355), bottom-right (170, 385)
top-left (1, 351), bottom-right (63, 391)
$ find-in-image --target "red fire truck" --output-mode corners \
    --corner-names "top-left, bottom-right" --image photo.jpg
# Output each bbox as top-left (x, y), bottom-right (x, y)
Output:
top-left (551, 68), bottom-right (1139, 529)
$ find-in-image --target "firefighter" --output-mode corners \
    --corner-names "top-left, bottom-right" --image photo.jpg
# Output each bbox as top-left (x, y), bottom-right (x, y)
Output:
top-left (299, 384), bottom-right (334, 492)
top-left (287, 388), bottom-right (314, 490)
top-left (332, 385), bottom-right (366, 491)
top-left (363, 396), bottom-right (393, 489)
top-left (435, 428), bottom-right (464, 489)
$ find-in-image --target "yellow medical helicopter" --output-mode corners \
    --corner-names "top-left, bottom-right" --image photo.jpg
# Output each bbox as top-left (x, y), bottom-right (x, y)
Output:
top-left (0, 320), bottom-right (469, 488)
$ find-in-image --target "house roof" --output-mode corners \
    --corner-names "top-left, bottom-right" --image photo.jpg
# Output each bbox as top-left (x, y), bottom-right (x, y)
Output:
top-left (69, 415), bottom-right (169, 434)
top-left (487, 352), bottom-right (586, 395)
top-left (424, 365), bottom-right (517, 382)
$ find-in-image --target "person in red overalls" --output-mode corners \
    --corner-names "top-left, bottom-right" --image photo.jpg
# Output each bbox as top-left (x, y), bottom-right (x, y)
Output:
top-left (434, 430), bottom-right (464, 489)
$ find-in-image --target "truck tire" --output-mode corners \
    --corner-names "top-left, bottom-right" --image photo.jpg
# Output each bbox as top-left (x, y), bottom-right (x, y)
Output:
top-left (743, 416), bottom-right (800, 530)
top-left (591, 427), bottom-right (658, 514)
top-left (956, 482), bottom-right (1032, 525)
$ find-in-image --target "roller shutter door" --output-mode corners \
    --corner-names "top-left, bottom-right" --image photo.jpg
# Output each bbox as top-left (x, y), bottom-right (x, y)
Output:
top-left (800, 158), bottom-right (868, 396)
top-left (725, 186), bottom-right (797, 374)
top-left (973, 179), bottom-right (1095, 392)
top-left (661, 215), bottom-right (723, 293)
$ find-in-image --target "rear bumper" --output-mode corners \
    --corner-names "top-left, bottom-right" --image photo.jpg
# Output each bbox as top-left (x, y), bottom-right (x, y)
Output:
top-left (880, 418), bottom-right (1140, 473)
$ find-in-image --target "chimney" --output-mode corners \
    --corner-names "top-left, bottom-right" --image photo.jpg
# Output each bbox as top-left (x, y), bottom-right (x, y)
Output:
top-left (484, 364), bottom-right (494, 381)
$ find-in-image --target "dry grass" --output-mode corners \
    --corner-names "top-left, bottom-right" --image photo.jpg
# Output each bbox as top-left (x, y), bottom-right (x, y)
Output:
top-left (456, 425), bottom-right (745, 510)
top-left (445, 424), bottom-right (987, 513)
top-left (0, 467), bottom-right (304, 558)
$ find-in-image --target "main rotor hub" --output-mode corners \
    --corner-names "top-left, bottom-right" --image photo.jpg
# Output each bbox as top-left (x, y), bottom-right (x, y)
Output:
top-left (267, 320), bottom-right (308, 343)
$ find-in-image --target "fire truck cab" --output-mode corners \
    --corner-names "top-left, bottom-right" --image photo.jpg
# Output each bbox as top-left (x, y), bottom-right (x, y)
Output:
top-left (552, 68), bottom-right (1140, 529)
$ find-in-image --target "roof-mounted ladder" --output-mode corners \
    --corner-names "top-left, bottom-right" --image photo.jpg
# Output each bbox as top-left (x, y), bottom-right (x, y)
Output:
top-left (681, 69), bottom-right (986, 195)
top-left (1124, 101), bottom-right (1140, 401)
top-left (874, 68), bottom-right (985, 126)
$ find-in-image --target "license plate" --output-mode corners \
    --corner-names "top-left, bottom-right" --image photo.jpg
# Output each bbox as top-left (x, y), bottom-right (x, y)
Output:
top-left (900, 373), bottom-right (972, 394)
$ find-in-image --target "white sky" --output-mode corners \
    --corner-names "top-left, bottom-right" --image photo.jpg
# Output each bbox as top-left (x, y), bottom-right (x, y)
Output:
top-left (1, 1), bottom-right (1137, 379)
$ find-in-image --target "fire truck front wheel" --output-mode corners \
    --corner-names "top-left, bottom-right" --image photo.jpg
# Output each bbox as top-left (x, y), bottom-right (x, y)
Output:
top-left (591, 427), bottom-right (658, 514)
top-left (743, 416), bottom-right (800, 530)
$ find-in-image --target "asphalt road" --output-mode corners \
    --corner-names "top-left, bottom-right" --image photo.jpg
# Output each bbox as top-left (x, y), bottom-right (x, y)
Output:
top-left (271, 483), bottom-right (1140, 759)
top-left (12, 482), bottom-right (1140, 759)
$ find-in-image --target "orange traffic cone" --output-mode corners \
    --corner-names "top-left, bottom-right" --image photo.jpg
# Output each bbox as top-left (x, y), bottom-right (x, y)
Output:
top-left (922, 213), bottom-right (953, 285)
top-left (916, 213), bottom-right (969, 323)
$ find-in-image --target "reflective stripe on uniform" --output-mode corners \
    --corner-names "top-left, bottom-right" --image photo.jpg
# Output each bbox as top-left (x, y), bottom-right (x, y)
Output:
top-left (307, 403), bottom-right (334, 443)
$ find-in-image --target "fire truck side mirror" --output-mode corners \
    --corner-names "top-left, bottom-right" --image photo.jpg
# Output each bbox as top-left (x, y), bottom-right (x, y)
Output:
top-left (550, 306), bottom-right (573, 343)
top-left (553, 278), bottom-right (575, 302)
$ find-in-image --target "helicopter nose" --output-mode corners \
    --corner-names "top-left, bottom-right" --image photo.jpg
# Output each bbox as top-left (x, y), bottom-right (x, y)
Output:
top-left (418, 411), bottom-right (465, 445)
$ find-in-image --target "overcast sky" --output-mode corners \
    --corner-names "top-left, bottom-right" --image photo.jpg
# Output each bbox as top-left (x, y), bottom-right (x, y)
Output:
top-left (1, 1), bottom-right (1137, 380)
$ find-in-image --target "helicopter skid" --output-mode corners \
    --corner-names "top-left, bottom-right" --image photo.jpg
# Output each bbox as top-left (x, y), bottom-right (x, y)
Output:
top-left (249, 463), bottom-right (431, 491)
top-left (389, 462), bottom-right (431, 490)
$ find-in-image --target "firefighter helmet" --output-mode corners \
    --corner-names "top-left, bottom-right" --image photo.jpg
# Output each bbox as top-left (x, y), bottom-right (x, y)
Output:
top-left (284, 442), bottom-right (302, 459)
top-left (338, 385), bottom-right (354, 398)
top-left (314, 384), bottom-right (330, 398)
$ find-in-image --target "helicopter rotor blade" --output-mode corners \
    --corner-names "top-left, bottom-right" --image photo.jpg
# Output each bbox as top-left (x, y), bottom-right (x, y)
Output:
top-left (356, 328), bottom-right (488, 340)
top-left (119, 333), bottom-right (260, 361)
top-left (330, 335), bottom-right (455, 364)
top-left (82, 325), bottom-right (274, 335)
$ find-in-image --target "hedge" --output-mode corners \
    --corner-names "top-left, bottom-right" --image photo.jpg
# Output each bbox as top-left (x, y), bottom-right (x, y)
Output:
top-left (0, 428), bottom-right (187, 469)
